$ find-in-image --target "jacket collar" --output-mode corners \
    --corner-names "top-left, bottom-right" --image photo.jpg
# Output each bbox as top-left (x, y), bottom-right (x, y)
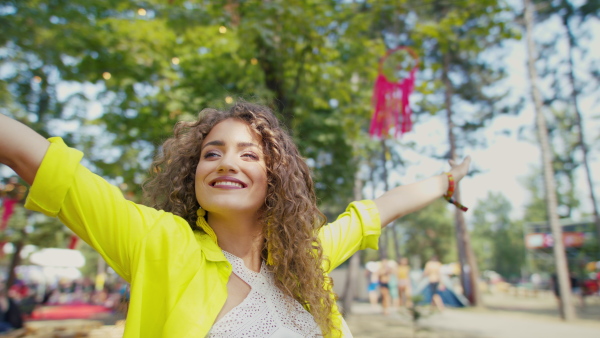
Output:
top-left (195, 210), bottom-right (227, 262)
top-left (195, 208), bottom-right (275, 266)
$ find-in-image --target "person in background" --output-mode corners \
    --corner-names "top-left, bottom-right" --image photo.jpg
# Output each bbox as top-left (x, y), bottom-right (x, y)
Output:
top-left (596, 266), bottom-right (600, 296)
top-left (530, 273), bottom-right (541, 296)
top-left (397, 257), bottom-right (413, 308)
top-left (365, 262), bottom-right (380, 309)
top-left (388, 260), bottom-right (399, 311)
top-left (551, 271), bottom-right (584, 312)
top-left (423, 256), bottom-right (445, 312)
top-left (378, 258), bottom-right (393, 315)
top-left (0, 285), bottom-right (23, 333)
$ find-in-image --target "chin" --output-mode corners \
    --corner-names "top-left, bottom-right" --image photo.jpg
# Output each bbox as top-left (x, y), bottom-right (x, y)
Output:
top-left (204, 203), bottom-right (261, 216)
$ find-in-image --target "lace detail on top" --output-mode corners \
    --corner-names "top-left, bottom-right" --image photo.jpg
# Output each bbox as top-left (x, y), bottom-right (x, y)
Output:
top-left (207, 251), bottom-right (322, 337)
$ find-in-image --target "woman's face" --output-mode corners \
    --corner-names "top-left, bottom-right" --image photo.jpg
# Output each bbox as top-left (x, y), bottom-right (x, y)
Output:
top-left (195, 119), bottom-right (268, 217)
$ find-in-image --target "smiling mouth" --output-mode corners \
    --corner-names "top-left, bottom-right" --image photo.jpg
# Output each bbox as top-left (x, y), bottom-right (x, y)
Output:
top-left (211, 181), bottom-right (245, 188)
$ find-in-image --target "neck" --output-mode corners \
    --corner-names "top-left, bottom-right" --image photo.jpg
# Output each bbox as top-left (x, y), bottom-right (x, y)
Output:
top-left (207, 212), bottom-right (264, 272)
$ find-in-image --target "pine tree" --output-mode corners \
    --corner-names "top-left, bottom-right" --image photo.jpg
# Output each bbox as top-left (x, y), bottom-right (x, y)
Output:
top-left (523, 0), bottom-right (576, 321)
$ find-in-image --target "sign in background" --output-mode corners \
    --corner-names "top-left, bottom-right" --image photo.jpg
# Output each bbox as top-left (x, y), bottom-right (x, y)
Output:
top-left (525, 232), bottom-right (592, 249)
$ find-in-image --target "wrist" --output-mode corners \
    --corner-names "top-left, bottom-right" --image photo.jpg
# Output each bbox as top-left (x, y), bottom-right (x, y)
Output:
top-left (449, 167), bottom-right (466, 183)
top-left (442, 172), bottom-right (455, 200)
top-left (442, 172), bottom-right (468, 212)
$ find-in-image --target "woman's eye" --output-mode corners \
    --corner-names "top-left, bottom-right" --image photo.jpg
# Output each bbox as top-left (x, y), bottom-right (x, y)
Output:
top-left (243, 153), bottom-right (258, 160)
top-left (203, 151), bottom-right (219, 159)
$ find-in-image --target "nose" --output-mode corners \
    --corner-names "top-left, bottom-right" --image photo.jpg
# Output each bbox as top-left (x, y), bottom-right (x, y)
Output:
top-left (216, 153), bottom-right (239, 173)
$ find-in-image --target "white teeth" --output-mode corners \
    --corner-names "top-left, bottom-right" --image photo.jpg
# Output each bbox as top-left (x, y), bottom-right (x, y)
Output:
top-left (213, 181), bottom-right (243, 188)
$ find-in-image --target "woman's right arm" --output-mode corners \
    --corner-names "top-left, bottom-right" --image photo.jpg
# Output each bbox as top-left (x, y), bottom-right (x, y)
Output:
top-left (0, 114), bottom-right (50, 184)
top-left (1, 114), bottom-right (181, 282)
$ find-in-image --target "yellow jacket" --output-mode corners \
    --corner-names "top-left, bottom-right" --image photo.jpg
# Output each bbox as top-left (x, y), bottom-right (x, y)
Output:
top-left (25, 138), bottom-right (381, 337)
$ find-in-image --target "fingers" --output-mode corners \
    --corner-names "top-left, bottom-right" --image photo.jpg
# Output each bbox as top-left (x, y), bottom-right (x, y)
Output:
top-left (448, 156), bottom-right (471, 168)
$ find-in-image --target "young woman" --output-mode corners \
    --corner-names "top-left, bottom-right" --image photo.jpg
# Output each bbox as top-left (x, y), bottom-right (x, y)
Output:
top-left (0, 102), bottom-right (470, 337)
top-left (396, 257), bottom-right (413, 308)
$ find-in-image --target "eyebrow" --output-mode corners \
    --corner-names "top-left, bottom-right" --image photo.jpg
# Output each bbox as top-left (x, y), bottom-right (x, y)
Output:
top-left (201, 140), bottom-right (259, 151)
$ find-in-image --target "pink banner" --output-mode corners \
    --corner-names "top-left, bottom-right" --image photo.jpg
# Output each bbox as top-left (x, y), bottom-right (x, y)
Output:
top-left (1, 198), bottom-right (17, 230)
top-left (525, 232), bottom-right (586, 249)
top-left (369, 47), bottom-right (418, 139)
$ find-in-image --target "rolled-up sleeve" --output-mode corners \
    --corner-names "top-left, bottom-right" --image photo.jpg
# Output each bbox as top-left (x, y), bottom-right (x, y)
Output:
top-left (25, 137), bottom-right (161, 281)
top-left (318, 200), bottom-right (381, 272)
top-left (25, 137), bottom-right (83, 217)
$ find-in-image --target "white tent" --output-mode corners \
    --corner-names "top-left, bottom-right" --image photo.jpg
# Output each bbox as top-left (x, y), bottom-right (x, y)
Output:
top-left (29, 248), bottom-right (85, 268)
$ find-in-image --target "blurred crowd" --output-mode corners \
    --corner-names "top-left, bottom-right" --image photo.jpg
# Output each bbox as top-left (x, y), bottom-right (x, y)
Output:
top-left (363, 256), bottom-right (600, 316)
top-left (364, 256), bottom-right (467, 316)
top-left (0, 277), bottom-right (130, 333)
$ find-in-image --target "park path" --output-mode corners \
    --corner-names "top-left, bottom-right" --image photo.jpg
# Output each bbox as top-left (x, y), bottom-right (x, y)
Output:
top-left (345, 292), bottom-right (600, 338)
top-left (4, 291), bottom-right (598, 337)
top-left (422, 307), bottom-right (600, 338)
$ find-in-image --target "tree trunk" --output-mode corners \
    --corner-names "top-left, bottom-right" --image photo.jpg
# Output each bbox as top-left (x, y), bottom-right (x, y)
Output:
top-left (6, 238), bottom-right (25, 290)
top-left (524, 0), bottom-right (576, 321)
top-left (341, 251), bottom-right (361, 315)
top-left (379, 140), bottom-right (402, 261)
top-left (224, 0), bottom-right (240, 27)
top-left (341, 170), bottom-right (364, 314)
top-left (255, 38), bottom-right (293, 131)
top-left (442, 51), bottom-right (482, 307)
top-left (367, 160), bottom-right (388, 258)
top-left (562, 13), bottom-right (600, 249)
top-left (454, 188), bottom-right (482, 306)
top-left (391, 222), bottom-right (401, 262)
top-left (379, 139), bottom-right (398, 259)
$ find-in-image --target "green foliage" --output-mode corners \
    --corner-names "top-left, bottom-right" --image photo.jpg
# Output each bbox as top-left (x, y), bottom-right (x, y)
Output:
top-left (406, 0), bottom-right (520, 153)
top-left (521, 167), bottom-right (549, 223)
top-left (78, 242), bottom-right (103, 278)
top-left (521, 107), bottom-right (582, 223)
top-left (0, 176), bottom-right (73, 250)
top-left (530, 0), bottom-right (599, 221)
top-left (0, 204), bottom-right (73, 249)
top-left (0, 1), bottom-right (553, 282)
top-left (1, 0), bottom-right (392, 207)
top-left (546, 108), bottom-right (581, 218)
top-left (471, 192), bottom-right (525, 280)
top-left (4, 205), bottom-right (28, 238)
top-left (0, 0), bottom-right (524, 211)
top-left (399, 199), bottom-right (456, 266)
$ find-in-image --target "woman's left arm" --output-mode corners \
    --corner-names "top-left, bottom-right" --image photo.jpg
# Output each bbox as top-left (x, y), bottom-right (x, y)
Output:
top-left (374, 156), bottom-right (471, 227)
top-left (318, 157), bottom-right (470, 271)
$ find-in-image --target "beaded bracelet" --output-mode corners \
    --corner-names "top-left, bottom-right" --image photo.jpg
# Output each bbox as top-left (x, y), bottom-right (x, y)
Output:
top-left (443, 172), bottom-right (468, 212)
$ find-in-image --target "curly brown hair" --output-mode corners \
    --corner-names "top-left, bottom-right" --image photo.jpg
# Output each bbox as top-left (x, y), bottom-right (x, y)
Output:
top-left (143, 101), bottom-right (337, 335)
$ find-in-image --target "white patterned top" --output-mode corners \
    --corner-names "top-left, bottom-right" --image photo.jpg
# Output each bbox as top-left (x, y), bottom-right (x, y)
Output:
top-left (207, 251), bottom-right (352, 337)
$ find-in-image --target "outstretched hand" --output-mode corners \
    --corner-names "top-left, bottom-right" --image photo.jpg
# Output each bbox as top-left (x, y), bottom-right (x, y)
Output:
top-left (448, 156), bottom-right (471, 183)
top-left (373, 155), bottom-right (473, 226)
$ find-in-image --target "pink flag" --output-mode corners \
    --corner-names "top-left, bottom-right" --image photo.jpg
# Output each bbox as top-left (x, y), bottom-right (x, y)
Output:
top-left (68, 235), bottom-right (79, 250)
top-left (0, 198), bottom-right (18, 257)
top-left (1, 198), bottom-right (17, 231)
top-left (369, 47), bottom-right (418, 139)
